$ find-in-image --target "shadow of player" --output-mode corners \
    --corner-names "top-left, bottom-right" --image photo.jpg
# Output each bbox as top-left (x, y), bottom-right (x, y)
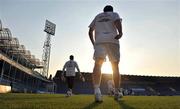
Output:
top-left (116, 100), bottom-right (135, 109)
top-left (83, 101), bottom-right (102, 109)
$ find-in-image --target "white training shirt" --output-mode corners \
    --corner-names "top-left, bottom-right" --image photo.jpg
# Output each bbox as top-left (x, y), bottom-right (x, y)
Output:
top-left (62, 60), bottom-right (80, 77)
top-left (89, 12), bottom-right (122, 44)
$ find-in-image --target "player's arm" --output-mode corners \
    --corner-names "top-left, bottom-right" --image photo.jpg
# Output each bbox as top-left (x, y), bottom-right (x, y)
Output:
top-left (75, 62), bottom-right (85, 81)
top-left (62, 63), bottom-right (67, 76)
top-left (114, 19), bottom-right (123, 40)
top-left (75, 62), bottom-right (81, 75)
top-left (61, 62), bottom-right (67, 81)
top-left (89, 27), bottom-right (95, 46)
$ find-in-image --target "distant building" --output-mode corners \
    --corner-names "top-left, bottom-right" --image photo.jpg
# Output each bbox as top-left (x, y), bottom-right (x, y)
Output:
top-left (54, 70), bottom-right (180, 96)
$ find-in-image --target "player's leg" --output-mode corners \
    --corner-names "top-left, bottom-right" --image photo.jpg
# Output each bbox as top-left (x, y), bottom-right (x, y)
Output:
top-left (93, 44), bottom-right (106, 102)
top-left (111, 60), bottom-right (123, 101)
top-left (66, 77), bottom-right (72, 97)
top-left (92, 59), bottom-right (104, 89)
top-left (106, 43), bottom-right (120, 89)
top-left (111, 61), bottom-right (120, 91)
top-left (71, 76), bottom-right (75, 95)
top-left (69, 76), bottom-right (75, 95)
top-left (107, 43), bottom-right (122, 101)
top-left (92, 59), bottom-right (104, 102)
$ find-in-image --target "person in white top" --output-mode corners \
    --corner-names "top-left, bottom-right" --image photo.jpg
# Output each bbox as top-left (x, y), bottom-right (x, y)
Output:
top-left (61, 55), bottom-right (85, 97)
top-left (88, 5), bottom-right (123, 102)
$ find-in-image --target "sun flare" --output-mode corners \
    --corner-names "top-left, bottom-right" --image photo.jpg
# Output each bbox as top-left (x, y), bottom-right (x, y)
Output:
top-left (102, 62), bottom-right (113, 74)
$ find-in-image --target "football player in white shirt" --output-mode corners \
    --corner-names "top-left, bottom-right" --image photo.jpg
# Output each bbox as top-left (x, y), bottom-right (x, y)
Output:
top-left (88, 5), bottom-right (123, 102)
top-left (61, 55), bottom-right (85, 97)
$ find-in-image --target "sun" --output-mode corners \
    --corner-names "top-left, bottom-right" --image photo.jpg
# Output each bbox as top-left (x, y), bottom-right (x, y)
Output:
top-left (101, 62), bottom-right (113, 74)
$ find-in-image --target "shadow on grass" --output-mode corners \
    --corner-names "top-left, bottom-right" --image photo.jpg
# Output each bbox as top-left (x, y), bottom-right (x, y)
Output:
top-left (82, 101), bottom-right (102, 109)
top-left (117, 100), bottom-right (135, 109)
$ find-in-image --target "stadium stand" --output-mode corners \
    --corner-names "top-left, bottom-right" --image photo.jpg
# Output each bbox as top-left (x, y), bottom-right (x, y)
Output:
top-left (54, 70), bottom-right (180, 96)
top-left (0, 20), bottom-right (54, 93)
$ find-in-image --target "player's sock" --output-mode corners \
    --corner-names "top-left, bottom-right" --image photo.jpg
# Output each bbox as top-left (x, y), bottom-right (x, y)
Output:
top-left (94, 85), bottom-right (102, 102)
top-left (69, 89), bottom-right (72, 96)
top-left (94, 85), bottom-right (100, 94)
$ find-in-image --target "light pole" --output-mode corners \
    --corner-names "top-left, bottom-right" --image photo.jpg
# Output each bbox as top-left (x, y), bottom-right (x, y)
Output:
top-left (42, 20), bottom-right (56, 78)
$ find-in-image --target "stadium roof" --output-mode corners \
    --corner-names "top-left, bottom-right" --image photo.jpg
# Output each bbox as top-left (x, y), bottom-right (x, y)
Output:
top-left (0, 20), bottom-right (43, 68)
top-left (0, 52), bottom-right (50, 82)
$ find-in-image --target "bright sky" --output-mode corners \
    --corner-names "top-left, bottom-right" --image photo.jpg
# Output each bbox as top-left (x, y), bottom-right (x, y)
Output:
top-left (0, 0), bottom-right (179, 77)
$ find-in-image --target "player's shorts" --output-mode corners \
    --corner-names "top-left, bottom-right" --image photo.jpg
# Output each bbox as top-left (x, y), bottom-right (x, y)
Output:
top-left (93, 43), bottom-right (120, 62)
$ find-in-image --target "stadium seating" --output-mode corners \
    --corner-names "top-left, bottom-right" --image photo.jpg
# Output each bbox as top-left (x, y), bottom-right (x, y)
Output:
top-left (54, 70), bottom-right (180, 96)
top-left (0, 20), bottom-right (52, 93)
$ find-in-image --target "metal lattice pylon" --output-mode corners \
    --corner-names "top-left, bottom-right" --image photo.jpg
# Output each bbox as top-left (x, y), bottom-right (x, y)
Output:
top-left (41, 20), bottom-right (56, 77)
top-left (42, 33), bottom-right (51, 77)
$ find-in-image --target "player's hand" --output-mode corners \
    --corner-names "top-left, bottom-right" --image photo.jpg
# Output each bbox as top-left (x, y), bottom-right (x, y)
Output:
top-left (114, 33), bottom-right (123, 40)
top-left (80, 75), bottom-right (85, 82)
top-left (81, 76), bottom-right (85, 82)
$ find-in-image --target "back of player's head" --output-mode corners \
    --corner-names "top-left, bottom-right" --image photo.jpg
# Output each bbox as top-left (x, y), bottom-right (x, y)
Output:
top-left (103, 5), bottom-right (113, 12)
top-left (69, 55), bottom-right (74, 60)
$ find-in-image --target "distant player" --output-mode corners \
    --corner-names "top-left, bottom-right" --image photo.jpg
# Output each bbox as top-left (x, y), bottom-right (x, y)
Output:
top-left (88, 5), bottom-right (123, 102)
top-left (107, 80), bottom-right (115, 96)
top-left (61, 55), bottom-right (85, 97)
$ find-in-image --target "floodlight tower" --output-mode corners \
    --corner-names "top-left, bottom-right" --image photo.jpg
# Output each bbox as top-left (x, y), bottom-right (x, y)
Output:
top-left (0, 20), bottom-right (2, 30)
top-left (42, 20), bottom-right (56, 77)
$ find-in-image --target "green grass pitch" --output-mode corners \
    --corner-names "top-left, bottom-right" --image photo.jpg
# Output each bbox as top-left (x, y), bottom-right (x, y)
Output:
top-left (0, 93), bottom-right (180, 109)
